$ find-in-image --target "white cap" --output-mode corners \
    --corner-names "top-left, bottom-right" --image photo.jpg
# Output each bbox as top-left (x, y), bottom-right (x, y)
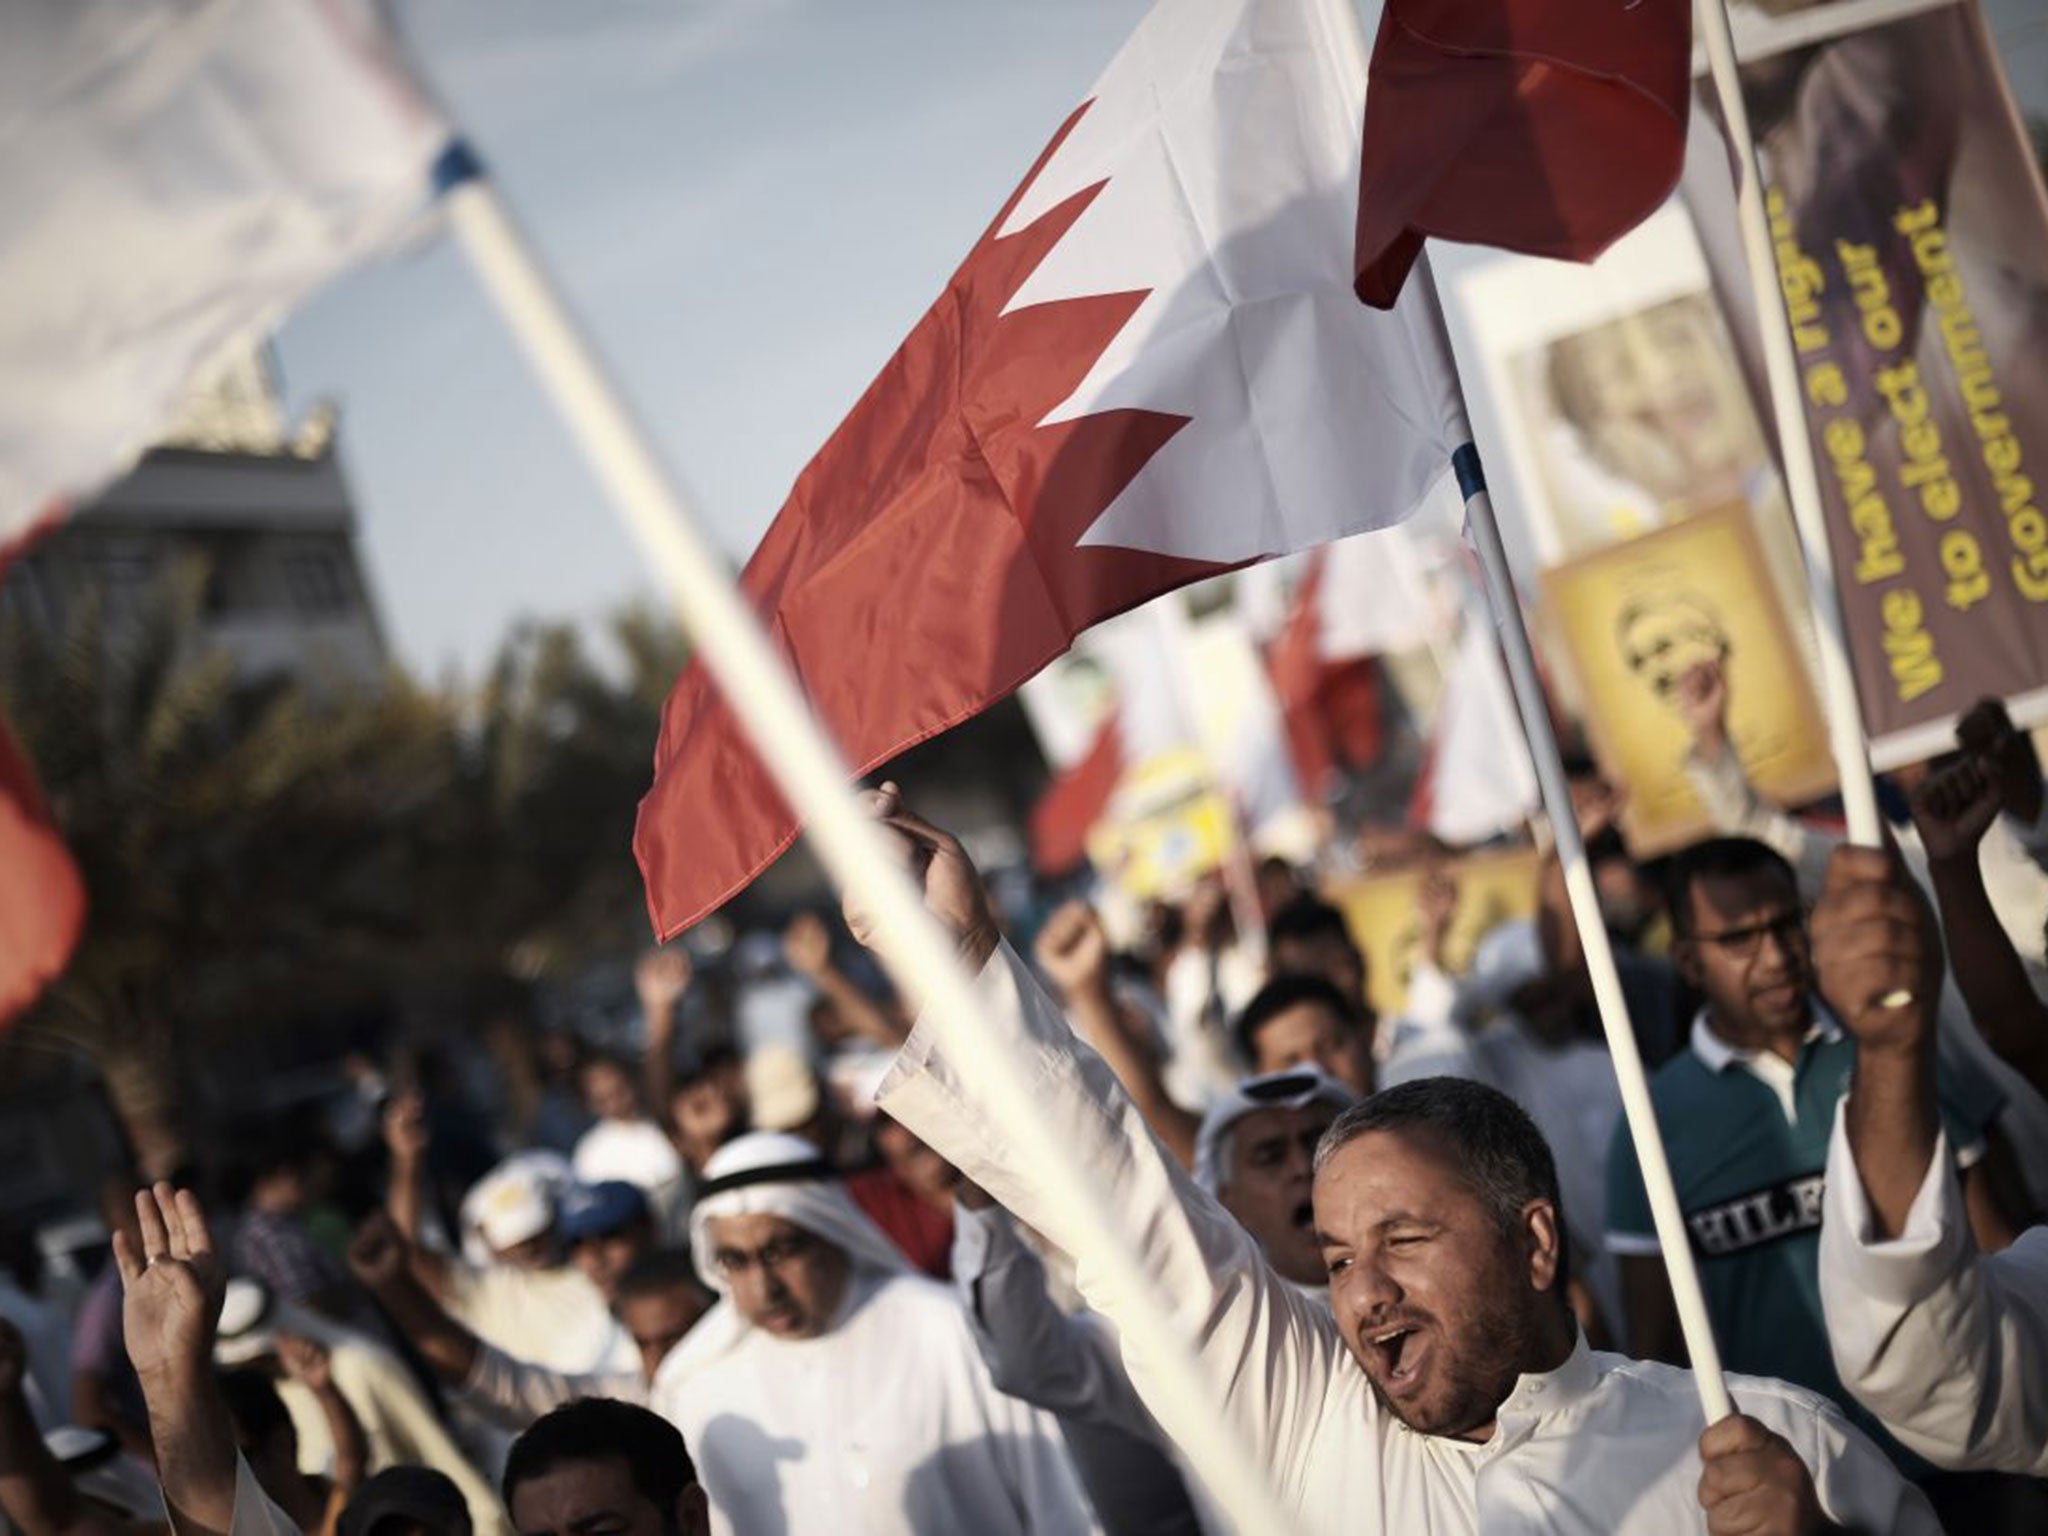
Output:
top-left (213, 1277), bottom-right (276, 1366)
top-left (471, 1170), bottom-right (554, 1252)
top-left (1192, 1067), bottom-right (1357, 1194)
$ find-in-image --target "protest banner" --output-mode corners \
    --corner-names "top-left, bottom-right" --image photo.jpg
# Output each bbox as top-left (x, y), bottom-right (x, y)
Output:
top-left (1540, 504), bottom-right (1838, 856)
top-left (1719, 0), bottom-right (2048, 767)
top-left (1328, 846), bottom-right (1542, 1021)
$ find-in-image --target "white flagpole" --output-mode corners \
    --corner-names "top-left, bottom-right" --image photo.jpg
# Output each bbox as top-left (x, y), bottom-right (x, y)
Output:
top-left (435, 159), bottom-right (1295, 1535)
top-left (1459, 449), bottom-right (1735, 1424)
top-left (1316, 0), bottom-right (1733, 1423)
top-left (1695, 0), bottom-right (1884, 847)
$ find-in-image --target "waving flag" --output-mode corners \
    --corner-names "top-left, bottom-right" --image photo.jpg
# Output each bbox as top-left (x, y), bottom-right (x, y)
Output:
top-left (1354, 0), bottom-right (1692, 307)
top-left (0, 0), bottom-right (449, 1019)
top-left (634, 0), bottom-right (1471, 935)
top-left (0, 0), bottom-right (450, 551)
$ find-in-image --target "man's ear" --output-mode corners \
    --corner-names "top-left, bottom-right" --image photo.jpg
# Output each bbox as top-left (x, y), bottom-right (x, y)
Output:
top-left (1521, 1199), bottom-right (1563, 1296)
top-left (1671, 936), bottom-right (1703, 989)
top-left (676, 1483), bottom-right (712, 1536)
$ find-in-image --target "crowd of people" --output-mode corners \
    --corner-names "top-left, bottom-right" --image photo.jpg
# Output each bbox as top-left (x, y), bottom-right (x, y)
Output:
top-left (1, 662), bottom-right (2046, 1534)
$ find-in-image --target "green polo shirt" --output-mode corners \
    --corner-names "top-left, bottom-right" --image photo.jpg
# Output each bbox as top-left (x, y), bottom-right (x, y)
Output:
top-left (1604, 1007), bottom-right (2002, 1470)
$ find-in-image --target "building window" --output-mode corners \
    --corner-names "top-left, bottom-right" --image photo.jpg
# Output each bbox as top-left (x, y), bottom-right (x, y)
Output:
top-left (283, 549), bottom-right (350, 615)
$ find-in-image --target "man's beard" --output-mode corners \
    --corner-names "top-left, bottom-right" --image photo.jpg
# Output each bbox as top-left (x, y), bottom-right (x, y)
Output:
top-left (1364, 1287), bottom-right (1533, 1440)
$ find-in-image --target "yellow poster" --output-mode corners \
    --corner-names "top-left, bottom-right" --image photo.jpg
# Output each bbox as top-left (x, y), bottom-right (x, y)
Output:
top-left (1328, 848), bottom-right (1542, 1021)
top-left (1541, 505), bottom-right (1837, 856)
top-left (1085, 748), bottom-right (1236, 903)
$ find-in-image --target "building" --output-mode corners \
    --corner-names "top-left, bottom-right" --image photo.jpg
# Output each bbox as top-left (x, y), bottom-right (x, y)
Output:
top-left (1, 349), bottom-right (387, 692)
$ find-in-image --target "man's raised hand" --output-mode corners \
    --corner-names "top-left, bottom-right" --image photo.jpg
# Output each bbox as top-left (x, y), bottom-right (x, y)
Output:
top-left (634, 946), bottom-right (694, 1024)
top-left (114, 1184), bottom-right (225, 1391)
top-left (381, 1090), bottom-right (430, 1167)
top-left (1677, 658), bottom-right (1731, 754)
top-left (1697, 1414), bottom-right (1828, 1535)
top-left (1034, 901), bottom-right (1111, 1002)
top-left (1809, 848), bottom-right (1939, 1058)
top-left (843, 782), bottom-right (1000, 974)
top-left (347, 1210), bottom-right (412, 1295)
top-left (781, 911), bottom-right (834, 980)
top-left (1909, 757), bottom-right (2000, 866)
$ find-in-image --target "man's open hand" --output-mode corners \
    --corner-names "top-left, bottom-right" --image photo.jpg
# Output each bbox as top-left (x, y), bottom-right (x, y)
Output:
top-left (1035, 901), bottom-right (1111, 1001)
top-left (1698, 1414), bottom-right (1826, 1535)
top-left (114, 1184), bottom-right (225, 1391)
top-left (842, 782), bottom-right (1000, 974)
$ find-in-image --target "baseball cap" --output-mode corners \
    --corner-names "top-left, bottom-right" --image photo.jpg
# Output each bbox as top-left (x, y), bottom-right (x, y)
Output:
top-left (338, 1467), bottom-right (472, 1536)
top-left (471, 1172), bottom-right (554, 1253)
top-left (556, 1180), bottom-right (649, 1245)
top-left (1192, 1067), bottom-right (1357, 1194)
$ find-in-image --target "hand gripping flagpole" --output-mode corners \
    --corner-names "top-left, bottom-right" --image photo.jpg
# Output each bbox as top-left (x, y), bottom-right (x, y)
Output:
top-left (432, 146), bottom-right (1296, 1535)
top-left (1695, 0), bottom-right (1885, 852)
top-left (1455, 446), bottom-right (1733, 1424)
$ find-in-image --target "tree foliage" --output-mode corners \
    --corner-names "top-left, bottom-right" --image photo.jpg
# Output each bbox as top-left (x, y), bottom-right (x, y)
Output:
top-left (0, 564), bottom-right (685, 1166)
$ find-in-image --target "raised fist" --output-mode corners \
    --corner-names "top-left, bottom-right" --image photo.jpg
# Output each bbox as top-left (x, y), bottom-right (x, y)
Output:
top-left (1810, 847), bottom-right (1940, 1058)
top-left (842, 783), bottom-right (999, 975)
top-left (1909, 756), bottom-right (2000, 866)
top-left (1034, 901), bottom-right (1111, 1001)
top-left (1675, 659), bottom-right (1731, 750)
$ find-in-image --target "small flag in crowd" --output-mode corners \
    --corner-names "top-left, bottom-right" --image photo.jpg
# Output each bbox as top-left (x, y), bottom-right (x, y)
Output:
top-left (0, 707), bottom-right (84, 1026)
top-left (1353, 0), bottom-right (1693, 307)
top-left (635, 0), bottom-right (1471, 935)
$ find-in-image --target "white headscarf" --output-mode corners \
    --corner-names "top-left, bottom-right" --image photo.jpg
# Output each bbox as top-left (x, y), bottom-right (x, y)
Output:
top-left (666, 1132), bottom-right (909, 1383)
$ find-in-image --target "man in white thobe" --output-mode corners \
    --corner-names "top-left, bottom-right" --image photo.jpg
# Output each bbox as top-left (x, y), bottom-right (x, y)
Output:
top-left (854, 788), bottom-right (1937, 1536)
top-left (661, 1132), bottom-right (1093, 1535)
top-left (1812, 844), bottom-right (2048, 1476)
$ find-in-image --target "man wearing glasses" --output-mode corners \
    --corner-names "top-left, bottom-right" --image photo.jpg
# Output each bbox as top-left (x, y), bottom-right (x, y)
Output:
top-left (1604, 836), bottom-right (2010, 1482)
top-left (669, 1131), bottom-right (1091, 1534)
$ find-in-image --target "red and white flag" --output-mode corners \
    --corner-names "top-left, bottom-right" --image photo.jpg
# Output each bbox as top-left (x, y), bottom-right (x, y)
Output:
top-left (635, 0), bottom-right (1470, 935)
top-left (1354, 0), bottom-right (1692, 307)
top-left (0, 0), bottom-right (450, 1020)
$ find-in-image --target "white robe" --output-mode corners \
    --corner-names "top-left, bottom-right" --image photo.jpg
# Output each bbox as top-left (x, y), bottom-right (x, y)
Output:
top-left (665, 1271), bottom-right (1097, 1536)
top-left (1819, 1110), bottom-right (2048, 1476)
top-left (877, 941), bottom-right (1938, 1536)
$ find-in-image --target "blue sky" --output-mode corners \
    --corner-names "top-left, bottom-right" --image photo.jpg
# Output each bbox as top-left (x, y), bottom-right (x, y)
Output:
top-left (278, 0), bottom-right (2048, 678)
top-left (278, 0), bottom-right (1158, 675)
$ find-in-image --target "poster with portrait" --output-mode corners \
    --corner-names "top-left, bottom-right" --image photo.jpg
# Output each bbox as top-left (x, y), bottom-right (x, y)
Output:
top-left (1540, 506), bottom-right (1838, 856)
top-left (1327, 848), bottom-right (1542, 1023)
top-left (1455, 210), bottom-right (1791, 564)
